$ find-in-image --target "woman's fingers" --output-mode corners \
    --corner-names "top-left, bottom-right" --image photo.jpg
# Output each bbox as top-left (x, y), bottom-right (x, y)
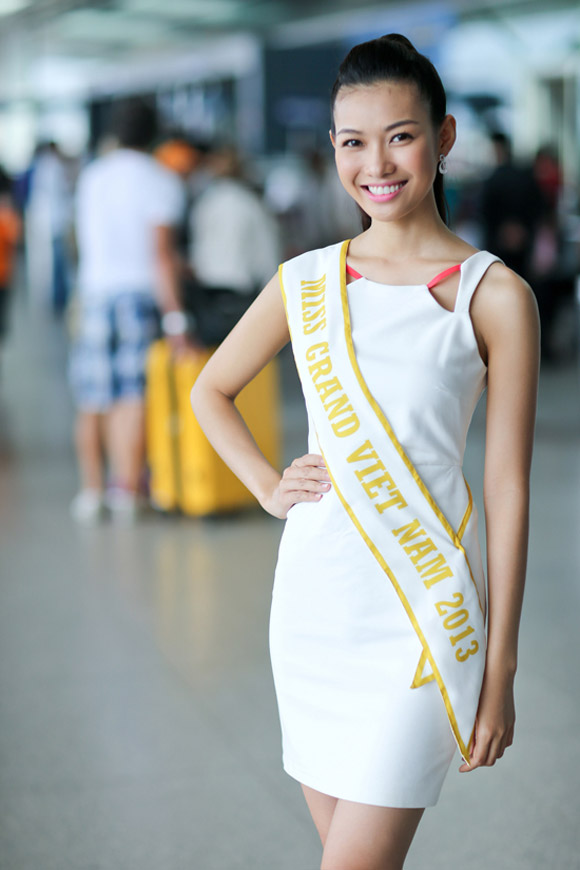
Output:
top-left (289, 490), bottom-right (327, 504)
top-left (290, 454), bottom-right (331, 479)
top-left (459, 742), bottom-right (487, 772)
top-left (459, 725), bottom-right (490, 771)
top-left (283, 482), bottom-right (329, 499)
top-left (459, 727), bottom-right (513, 772)
top-left (283, 455), bottom-right (331, 491)
top-left (292, 453), bottom-right (326, 467)
top-left (269, 453), bottom-right (333, 517)
top-left (285, 480), bottom-right (330, 495)
top-left (282, 477), bottom-right (331, 497)
top-left (282, 467), bottom-right (330, 487)
top-left (263, 454), bottom-right (332, 519)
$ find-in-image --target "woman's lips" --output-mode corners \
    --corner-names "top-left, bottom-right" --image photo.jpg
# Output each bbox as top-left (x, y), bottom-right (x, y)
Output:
top-left (362, 181), bottom-right (407, 202)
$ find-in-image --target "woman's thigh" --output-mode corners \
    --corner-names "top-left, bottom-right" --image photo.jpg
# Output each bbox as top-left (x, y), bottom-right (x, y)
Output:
top-left (301, 784), bottom-right (338, 846)
top-left (321, 799), bottom-right (424, 870)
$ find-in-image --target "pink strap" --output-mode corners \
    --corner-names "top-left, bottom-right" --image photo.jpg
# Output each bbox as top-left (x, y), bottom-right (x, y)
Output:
top-left (347, 261), bottom-right (461, 286)
top-left (427, 263), bottom-right (461, 289)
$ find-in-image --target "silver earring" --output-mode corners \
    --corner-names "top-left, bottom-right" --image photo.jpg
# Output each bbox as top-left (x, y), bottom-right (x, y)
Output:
top-left (438, 153), bottom-right (448, 175)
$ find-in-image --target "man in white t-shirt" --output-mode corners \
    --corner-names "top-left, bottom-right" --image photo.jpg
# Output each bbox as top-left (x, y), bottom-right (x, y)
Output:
top-left (189, 145), bottom-right (280, 296)
top-left (70, 99), bottom-right (186, 522)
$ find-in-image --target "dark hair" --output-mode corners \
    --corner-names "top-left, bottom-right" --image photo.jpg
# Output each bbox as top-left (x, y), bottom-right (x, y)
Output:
top-left (331, 33), bottom-right (449, 227)
top-left (490, 130), bottom-right (512, 158)
top-left (111, 98), bottom-right (158, 150)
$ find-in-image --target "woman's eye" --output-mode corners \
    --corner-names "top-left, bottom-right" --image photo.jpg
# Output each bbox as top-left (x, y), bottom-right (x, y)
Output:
top-left (391, 132), bottom-right (413, 143)
top-left (341, 138), bottom-right (362, 148)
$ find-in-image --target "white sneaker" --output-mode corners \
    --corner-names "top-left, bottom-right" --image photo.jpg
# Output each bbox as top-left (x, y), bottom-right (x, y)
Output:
top-left (104, 488), bottom-right (144, 524)
top-left (70, 489), bottom-right (106, 524)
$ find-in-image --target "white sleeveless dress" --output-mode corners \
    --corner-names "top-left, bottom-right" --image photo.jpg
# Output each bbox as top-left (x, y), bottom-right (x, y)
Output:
top-left (269, 246), bottom-right (498, 808)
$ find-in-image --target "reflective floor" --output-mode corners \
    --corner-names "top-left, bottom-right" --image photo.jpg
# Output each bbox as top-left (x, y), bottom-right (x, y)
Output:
top-left (1, 294), bottom-right (579, 870)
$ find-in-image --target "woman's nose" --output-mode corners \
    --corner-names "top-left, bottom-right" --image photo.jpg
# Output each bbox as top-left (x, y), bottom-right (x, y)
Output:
top-left (366, 145), bottom-right (395, 178)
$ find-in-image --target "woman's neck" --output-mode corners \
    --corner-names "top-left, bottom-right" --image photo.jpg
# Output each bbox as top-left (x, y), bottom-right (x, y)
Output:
top-left (356, 199), bottom-right (454, 263)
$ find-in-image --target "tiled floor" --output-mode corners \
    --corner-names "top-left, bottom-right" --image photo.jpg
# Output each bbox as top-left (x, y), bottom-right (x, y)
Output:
top-left (1, 294), bottom-right (579, 869)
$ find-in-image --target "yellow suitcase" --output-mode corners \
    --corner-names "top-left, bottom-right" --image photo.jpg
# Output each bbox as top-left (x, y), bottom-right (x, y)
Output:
top-left (146, 340), bottom-right (281, 516)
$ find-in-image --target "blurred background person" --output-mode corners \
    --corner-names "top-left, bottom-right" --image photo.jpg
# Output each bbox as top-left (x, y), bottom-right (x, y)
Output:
top-left (297, 148), bottom-right (337, 248)
top-left (154, 134), bottom-right (205, 259)
top-left (297, 147), bottom-right (362, 250)
top-left (186, 143), bottom-right (280, 345)
top-left (264, 149), bottom-right (360, 258)
top-left (69, 98), bottom-right (186, 523)
top-left (0, 166), bottom-right (21, 373)
top-left (24, 141), bottom-right (74, 315)
top-left (480, 131), bottom-right (546, 283)
top-left (530, 145), bottom-right (572, 362)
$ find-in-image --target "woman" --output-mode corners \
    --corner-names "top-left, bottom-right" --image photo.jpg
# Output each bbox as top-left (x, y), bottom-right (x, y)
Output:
top-left (191, 34), bottom-right (539, 870)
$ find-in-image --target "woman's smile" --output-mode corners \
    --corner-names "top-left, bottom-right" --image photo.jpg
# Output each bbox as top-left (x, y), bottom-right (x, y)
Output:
top-left (361, 180), bottom-right (408, 201)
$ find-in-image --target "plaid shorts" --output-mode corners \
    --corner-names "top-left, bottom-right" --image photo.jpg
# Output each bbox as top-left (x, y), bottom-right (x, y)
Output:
top-left (69, 291), bottom-right (160, 411)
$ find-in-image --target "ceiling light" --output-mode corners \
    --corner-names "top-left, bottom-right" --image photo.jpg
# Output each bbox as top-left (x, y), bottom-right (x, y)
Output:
top-left (0, 0), bottom-right (30, 17)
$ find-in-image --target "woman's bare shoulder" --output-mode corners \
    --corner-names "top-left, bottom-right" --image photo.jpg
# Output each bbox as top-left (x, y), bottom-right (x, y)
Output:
top-left (471, 262), bottom-right (539, 366)
top-left (473, 262), bottom-right (538, 320)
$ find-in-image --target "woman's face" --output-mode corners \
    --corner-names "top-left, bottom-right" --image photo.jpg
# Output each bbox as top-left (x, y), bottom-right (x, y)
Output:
top-left (331, 79), bottom-right (452, 224)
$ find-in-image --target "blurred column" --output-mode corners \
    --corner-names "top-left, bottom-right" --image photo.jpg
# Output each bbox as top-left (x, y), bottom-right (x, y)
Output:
top-left (235, 50), bottom-right (265, 155)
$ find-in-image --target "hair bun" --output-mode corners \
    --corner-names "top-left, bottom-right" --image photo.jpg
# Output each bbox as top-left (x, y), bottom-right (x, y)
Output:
top-left (380, 33), bottom-right (418, 53)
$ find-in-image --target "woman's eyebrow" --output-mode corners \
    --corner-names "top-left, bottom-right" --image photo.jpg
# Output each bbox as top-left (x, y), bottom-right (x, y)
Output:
top-left (336, 119), bottom-right (420, 135)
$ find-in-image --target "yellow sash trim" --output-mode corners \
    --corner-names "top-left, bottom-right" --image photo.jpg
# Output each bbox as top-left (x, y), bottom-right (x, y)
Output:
top-left (339, 240), bottom-right (483, 617)
top-left (410, 650), bottom-right (436, 689)
top-left (321, 446), bottom-right (475, 761)
top-left (457, 478), bottom-right (473, 542)
top-left (278, 264), bottom-right (292, 338)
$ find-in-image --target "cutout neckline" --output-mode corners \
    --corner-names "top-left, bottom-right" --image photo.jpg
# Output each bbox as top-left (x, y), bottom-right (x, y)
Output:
top-left (341, 241), bottom-right (491, 365)
top-left (344, 246), bottom-right (484, 315)
top-left (345, 260), bottom-right (462, 289)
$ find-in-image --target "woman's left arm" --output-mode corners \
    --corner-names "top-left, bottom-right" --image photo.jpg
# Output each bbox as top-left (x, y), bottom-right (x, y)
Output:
top-left (460, 264), bottom-right (540, 773)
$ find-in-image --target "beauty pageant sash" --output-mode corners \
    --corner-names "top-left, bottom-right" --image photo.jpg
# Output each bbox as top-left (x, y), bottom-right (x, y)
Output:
top-left (279, 239), bottom-right (488, 762)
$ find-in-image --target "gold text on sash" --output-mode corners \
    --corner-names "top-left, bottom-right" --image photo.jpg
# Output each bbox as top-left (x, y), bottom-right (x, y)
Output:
top-left (305, 343), bottom-right (360, 438)
top-left (346, 440), bottom-right (407, 513)
top-left (391, 519), bottom-right (479, 663)
top-left (301, 275), bottom-right (327, 334)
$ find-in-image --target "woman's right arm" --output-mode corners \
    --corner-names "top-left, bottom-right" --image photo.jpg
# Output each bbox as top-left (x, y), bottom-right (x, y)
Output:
top-left (190, 273), bottom-right (331, 518)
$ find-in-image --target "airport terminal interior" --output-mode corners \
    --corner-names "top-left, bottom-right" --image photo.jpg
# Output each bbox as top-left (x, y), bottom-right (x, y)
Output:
top-left (1, 1), bottom-right (580, 868)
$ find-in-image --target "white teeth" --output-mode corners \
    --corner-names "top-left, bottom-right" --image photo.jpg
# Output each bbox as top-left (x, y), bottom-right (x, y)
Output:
top-left (368, 182), bottom-right (404, 195)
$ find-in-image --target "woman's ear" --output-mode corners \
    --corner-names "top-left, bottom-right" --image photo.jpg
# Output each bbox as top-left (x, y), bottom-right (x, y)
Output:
top-left (329, 129), bottom-right (336, 149)
top-left (439, 114), bottom-right (457, 156)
